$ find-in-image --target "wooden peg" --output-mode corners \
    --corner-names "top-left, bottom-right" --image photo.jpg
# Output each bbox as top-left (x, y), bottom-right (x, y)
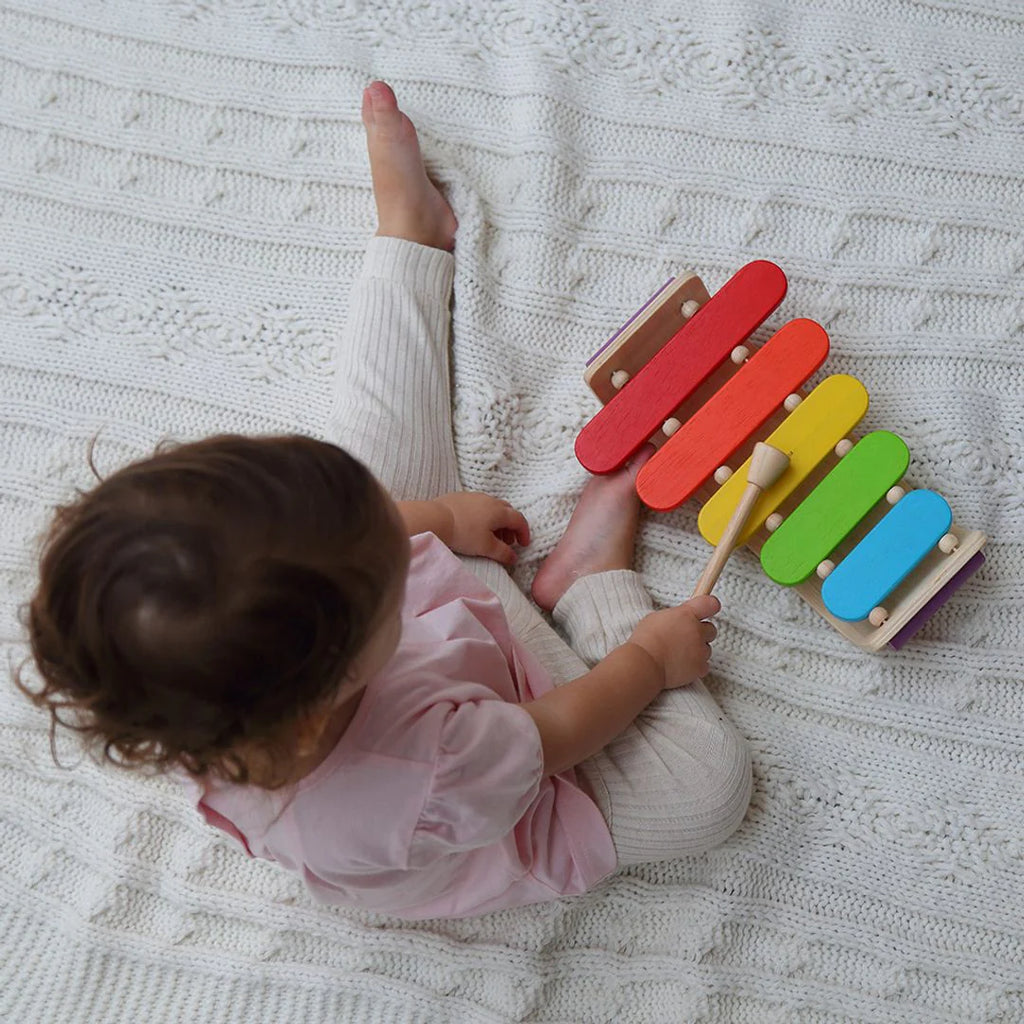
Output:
top-left (692, 442), bottom-right (790, 597)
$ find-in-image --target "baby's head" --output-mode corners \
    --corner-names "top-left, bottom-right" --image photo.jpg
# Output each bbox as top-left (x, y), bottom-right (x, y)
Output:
top-left (17, 434), bottom-right (409, 789)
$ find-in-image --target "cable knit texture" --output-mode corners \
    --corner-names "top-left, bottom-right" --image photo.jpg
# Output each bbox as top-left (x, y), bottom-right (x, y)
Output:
top-left (1, 1), bottom-right (1022, 1022)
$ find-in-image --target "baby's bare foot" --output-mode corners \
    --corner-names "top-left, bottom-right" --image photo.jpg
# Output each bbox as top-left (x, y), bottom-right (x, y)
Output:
top-left (531, 446), bottom-right (655, 612)
top-left (362, 81), bottom-right (457, 251)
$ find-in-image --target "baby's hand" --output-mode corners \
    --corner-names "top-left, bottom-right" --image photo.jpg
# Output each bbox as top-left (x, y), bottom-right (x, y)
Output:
top-left (626, 595), bottom-right (720, 689)
top-left (435, 491), bottom-right (530, 566)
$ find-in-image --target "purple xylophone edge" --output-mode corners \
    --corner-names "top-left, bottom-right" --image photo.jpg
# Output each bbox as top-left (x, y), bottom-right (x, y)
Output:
top-left (585, 278), bottom-right (675, 367)
top-left (888, 551), bottom-right (985, 650)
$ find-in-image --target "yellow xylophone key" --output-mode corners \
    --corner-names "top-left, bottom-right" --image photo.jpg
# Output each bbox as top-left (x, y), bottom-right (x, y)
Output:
top-left (698, 374), bottom-right (869, 548)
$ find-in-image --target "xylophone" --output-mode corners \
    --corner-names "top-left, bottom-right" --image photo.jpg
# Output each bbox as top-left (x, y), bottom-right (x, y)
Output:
top-left (575, 261), bottom-right (987, 653)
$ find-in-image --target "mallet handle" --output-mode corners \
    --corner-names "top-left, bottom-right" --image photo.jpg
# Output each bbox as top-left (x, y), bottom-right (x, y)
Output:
top-left (691, 442), bottom-right (790, 598)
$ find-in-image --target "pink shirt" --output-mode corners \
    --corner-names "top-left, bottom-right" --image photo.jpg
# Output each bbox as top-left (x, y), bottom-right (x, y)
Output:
top-left (185, 533), bottom-right (616, 919)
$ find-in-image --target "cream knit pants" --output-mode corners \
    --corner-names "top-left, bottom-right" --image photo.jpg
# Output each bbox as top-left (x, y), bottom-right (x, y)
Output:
top-left (326, 237), bottom-right (752, 868)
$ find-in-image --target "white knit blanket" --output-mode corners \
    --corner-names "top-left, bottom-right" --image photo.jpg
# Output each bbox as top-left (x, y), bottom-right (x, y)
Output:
top-left (2, 2), bottom-right (1022, 1021)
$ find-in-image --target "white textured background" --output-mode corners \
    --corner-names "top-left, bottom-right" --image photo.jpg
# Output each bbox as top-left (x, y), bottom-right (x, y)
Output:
top-left (1, 2), bottom-right (1022, 1022)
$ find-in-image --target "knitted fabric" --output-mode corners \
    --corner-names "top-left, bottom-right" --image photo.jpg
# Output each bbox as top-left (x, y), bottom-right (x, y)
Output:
top-left (1, 1), bottom-right (1022, 1022)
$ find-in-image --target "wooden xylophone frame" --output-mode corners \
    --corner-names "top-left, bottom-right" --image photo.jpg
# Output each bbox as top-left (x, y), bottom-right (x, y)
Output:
top-left (576, 263), bottom-right (987, 653)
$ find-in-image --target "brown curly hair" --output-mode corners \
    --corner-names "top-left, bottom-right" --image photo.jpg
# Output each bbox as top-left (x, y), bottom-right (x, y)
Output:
top-left (16, 433), bottom-right (408, 790)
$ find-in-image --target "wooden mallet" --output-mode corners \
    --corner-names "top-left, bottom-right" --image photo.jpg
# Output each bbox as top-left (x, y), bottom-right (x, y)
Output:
top-left (692, 442), bottom-right (791, 598)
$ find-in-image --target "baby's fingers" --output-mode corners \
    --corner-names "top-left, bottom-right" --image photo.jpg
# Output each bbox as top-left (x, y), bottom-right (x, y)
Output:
top-left (695, 635), bottom-right (714, 677)
top-left (484, 531), bottom-right (519, 566)
top-left (684, 594), bottom-right (721, 621)
top-left (493, 503), bottom-right (530, 547)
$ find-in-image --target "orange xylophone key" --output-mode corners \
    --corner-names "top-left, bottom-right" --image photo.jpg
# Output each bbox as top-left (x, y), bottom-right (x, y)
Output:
top-left (636, 318), bottom-right (830, 511)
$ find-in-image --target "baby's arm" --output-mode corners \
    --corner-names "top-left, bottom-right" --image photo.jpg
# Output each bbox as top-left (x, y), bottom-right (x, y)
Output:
top-left (396, 492), bottom-right (530, 566)
top-left (521, 596), bottom-right (720, 775)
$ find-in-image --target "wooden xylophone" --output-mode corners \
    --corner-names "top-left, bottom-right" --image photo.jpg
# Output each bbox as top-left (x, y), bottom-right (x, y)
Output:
top-left (575, 261), bottom-right (987, 653)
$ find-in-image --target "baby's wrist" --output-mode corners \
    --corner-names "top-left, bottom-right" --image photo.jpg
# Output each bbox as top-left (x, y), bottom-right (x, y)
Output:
top-left (618, 642), bottom-right (666, 694)
top-left (430, 495), bottom-right (458, 548)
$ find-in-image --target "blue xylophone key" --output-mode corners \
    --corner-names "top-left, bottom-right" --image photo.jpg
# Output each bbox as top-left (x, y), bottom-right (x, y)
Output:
top-left (821, 489), bottom-right (953, 622)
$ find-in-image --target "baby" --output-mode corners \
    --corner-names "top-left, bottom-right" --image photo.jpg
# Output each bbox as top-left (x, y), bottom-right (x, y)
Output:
top-left (18, 82), bottom-right (752, 920)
